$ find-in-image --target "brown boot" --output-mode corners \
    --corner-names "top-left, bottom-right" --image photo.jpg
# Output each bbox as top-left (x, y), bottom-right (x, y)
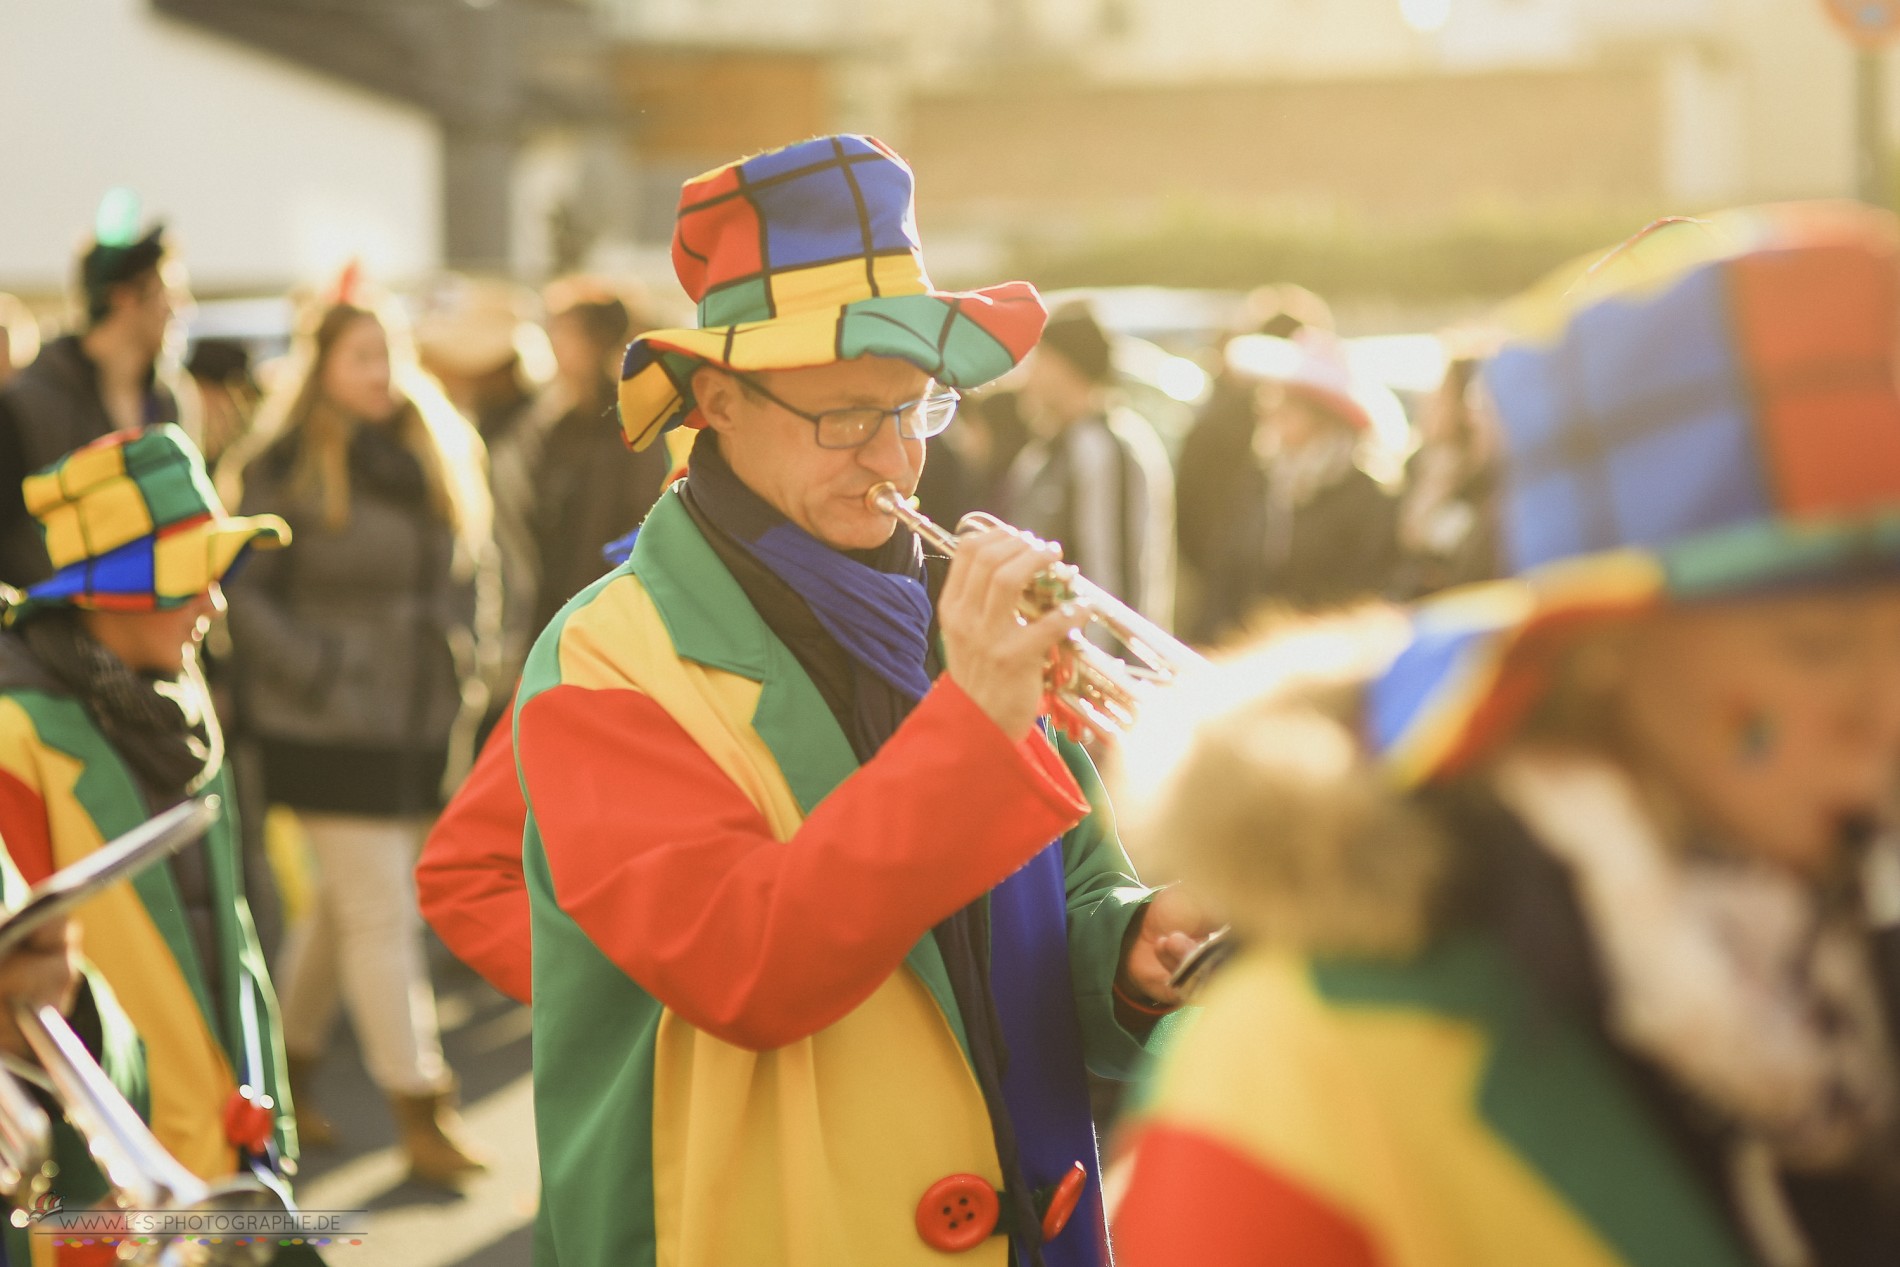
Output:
top-left (391, 1083), bottom-right (490, 1191)
top-left (285, 1054), bottom-right (337, 1150)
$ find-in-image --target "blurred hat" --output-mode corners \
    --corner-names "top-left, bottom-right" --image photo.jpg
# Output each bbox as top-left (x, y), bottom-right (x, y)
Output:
top-left (414, 277), bottom-right (546, 378)
top-left (9, 426), bottom-right (288, 624)
top-left (1243, 282), bottom-right (1335, 338)
top-left (185, 337), bottom-right (253, 385)
top-left (616, 134), bottom-right (1047, 452)
top-left (1226, 330), bottom-right (1383, 432)
top-left (1038, 304), bottom-right (1114, 384)
top-left (79, 189), bottom-right (167, 323)
top-left (1370, 202), bottom-right (1900, 784)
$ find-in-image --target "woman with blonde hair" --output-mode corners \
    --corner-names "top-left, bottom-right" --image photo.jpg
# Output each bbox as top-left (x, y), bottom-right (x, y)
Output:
top-left (224, 291), bottom-right (496, 1189)
top-left (1112, 206), bottom-right (1900, 1266)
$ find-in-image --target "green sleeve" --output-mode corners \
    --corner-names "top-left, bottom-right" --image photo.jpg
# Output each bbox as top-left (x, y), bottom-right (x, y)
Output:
top-left (1054, 733), bottom-right (1182, 1081)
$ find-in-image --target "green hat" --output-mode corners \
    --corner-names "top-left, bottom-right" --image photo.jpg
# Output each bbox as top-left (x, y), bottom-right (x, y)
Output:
top-left (10, 426), bottom-right (288, 625)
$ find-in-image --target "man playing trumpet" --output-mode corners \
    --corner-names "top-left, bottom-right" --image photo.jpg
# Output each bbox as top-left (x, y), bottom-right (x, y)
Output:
top-left (515, 135), bottom-right (1207, 1267)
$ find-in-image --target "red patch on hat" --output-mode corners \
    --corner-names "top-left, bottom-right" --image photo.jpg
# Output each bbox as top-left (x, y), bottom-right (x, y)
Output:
top-left (1731, 240), bottom-right (1900, 519)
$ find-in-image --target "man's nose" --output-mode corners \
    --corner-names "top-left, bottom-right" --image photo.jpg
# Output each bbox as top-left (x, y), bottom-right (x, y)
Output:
top-left (856, 411), bottom-right (918, 483)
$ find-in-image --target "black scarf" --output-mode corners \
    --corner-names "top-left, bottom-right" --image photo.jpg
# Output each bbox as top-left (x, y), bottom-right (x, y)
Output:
top-left (20, 609), bottom-right (216, 808)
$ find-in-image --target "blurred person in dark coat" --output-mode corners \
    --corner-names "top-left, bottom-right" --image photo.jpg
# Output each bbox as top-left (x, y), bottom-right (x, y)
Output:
top-left (531, 277), bottom-right (673, 631)
top-left (223, 294), bottom-right (495, 1190)
top-left (415, 276), bottom-right (547, 716)
top-left (0, 205), bottom-right (186, 586)
top-left (1177, 285), bottom-right (1333, 642)
top-left (1194, 332), bottom-right (1397, 641)
top-left (1393, 353), bottom-right (1501, 598)
top-left (1000, 304), bottom-right (1176, 625)
top-left (183, 336), bottom-right (261, 471)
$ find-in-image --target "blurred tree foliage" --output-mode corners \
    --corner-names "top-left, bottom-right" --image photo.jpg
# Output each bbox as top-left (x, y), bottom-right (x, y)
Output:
top-left (1007, 205), bottom-right (1667, 302)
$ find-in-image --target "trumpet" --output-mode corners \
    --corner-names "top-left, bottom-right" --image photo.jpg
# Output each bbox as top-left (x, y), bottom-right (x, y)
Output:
top-left (0, 797), bottom-right (288, 1266)
top-left (867, 483), bottom-right (1204, 741)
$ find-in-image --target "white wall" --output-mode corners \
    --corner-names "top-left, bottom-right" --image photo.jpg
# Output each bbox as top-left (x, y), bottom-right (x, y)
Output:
top-left (0, 0), bottom-right (443, 295)
top-left (1726, 0), bottom-right (1858, 201)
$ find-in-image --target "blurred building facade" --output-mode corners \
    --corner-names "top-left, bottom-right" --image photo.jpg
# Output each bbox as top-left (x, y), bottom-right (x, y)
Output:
top-left (893, 0), bottom-right (1857, 227)
top-left (585, 0), bottom-right (1868, 239)
top-left (152, 0), bottom-right (630, 280)
top-left (0, 0), bottom-right (443, 297)
top-left (0, 0), bottom-right (1881, 300)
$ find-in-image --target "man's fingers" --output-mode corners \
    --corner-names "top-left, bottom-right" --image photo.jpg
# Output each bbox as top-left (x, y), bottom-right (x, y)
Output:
top-left (939, 528), bottom-right (1015, 625)
top-left (1154, 932), bottom-right (1197, 973)
top-left (980, 538), bottom-right (1060, 632)
top-left (1008, 604), bottom-right (1090, 663)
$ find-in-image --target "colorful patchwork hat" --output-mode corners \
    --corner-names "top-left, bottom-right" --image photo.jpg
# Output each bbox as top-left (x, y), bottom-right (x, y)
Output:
top-left (616, 134), bottom-right (1048, 451)
top-left (8, 426), bottom-right (289, 624)
top-left (1369, 202), bottom-right (1900, 785)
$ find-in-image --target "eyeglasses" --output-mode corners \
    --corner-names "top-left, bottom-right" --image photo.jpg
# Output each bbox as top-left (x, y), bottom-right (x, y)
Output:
top-left (732, 371), bottom-right (960, 450)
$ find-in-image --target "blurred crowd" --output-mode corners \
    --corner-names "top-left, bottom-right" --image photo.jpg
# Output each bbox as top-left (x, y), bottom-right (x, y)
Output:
top-left (0, 205), bottom-right (1510, 1193)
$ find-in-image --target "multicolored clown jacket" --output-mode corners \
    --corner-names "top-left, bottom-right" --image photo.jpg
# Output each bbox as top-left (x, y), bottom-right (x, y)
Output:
top-left (0, 637), bottom-right (300, 1246)
top-left (1111, 714), bottom-right (1775, 1267)
top-left (1115, 938), bottom-right (1761, 1267)
top-left (517, 489), bottom-right (1162, 1267)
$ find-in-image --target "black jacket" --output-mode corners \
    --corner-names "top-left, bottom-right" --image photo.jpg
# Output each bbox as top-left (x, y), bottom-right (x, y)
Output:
top-left (226, 426), bottom-right (484, 816)
top-left (0, 336), bottom-right (178, 586)
top-left (531, 388), bottom-right (671, 633)
top-left (1196, 459), bottom-right (1397, 640)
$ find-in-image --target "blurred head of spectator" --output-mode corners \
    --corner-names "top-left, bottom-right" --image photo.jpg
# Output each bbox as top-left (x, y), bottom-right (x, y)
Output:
top-left (0, 294), bottom-right (38, 390)
top-left (1228, 332), bottom-right (1371, 461)
top-left (1023, 303), bottom-right (1114, 436)
top-left (1242, 282), bottom-right (1335, 340)
top-left (184, 337), bottom-right (259, 469)
top-left (239, 300), bottom-right (491, 556)
top-left (413, 277), bottom-right (550, 442)
top-left (542, 275), bottom-right (638, 413)
top-left (79, 221), bottom-right (188, 373)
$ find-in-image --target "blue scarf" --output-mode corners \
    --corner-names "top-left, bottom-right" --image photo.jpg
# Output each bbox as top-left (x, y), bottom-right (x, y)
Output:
top-left (685, 439), bottom-right (934, 701)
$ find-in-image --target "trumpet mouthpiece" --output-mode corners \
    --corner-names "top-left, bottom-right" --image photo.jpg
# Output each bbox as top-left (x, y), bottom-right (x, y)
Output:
top-left (866, 482), bottom-right (910, 513)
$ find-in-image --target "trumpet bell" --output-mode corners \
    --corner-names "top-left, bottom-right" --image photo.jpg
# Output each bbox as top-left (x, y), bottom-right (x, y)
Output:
top-left (866, 482), bottom-right (1203, 742)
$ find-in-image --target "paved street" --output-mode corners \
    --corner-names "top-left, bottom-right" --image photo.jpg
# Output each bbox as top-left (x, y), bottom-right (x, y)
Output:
top-left (292, 949), bottom-right (538, 1266)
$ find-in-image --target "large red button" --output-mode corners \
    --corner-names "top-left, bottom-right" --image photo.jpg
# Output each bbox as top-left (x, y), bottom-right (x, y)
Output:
top-left (222, 1086), bottom-right (276, 1153)
top-left (915, 1174), bottom-right (999, 1253)
top-left (1040, 1162), bottom-right (1088, 1242)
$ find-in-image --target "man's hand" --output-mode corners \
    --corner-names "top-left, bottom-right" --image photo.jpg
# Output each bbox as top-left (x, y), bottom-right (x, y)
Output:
top-left (0, 916), bottom-right (81, 1060)
top-left (939, 527), bottom-right (1087, 741)
top-left (1118, 885), bottom-right (1220, 1010)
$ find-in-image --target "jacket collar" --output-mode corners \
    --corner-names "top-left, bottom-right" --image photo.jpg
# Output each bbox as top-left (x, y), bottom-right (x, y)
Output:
top-left (630, 488), bottom-right (858, 817)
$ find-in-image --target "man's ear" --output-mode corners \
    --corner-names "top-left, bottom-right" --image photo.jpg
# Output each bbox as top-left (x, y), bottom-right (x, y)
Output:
top-left (692, 366), bottom-right (740, 437)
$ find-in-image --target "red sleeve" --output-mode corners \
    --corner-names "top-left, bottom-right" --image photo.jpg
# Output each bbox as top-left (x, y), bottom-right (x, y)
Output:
top-left (0, 765), bottom-right (55, 885)
top-left (1112, 1123), bottom-right (1386, 1267)
top-left (518, 675), bottom-right (1089, 1050)
top-left (417, 703), bottom-right (533, 1004)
